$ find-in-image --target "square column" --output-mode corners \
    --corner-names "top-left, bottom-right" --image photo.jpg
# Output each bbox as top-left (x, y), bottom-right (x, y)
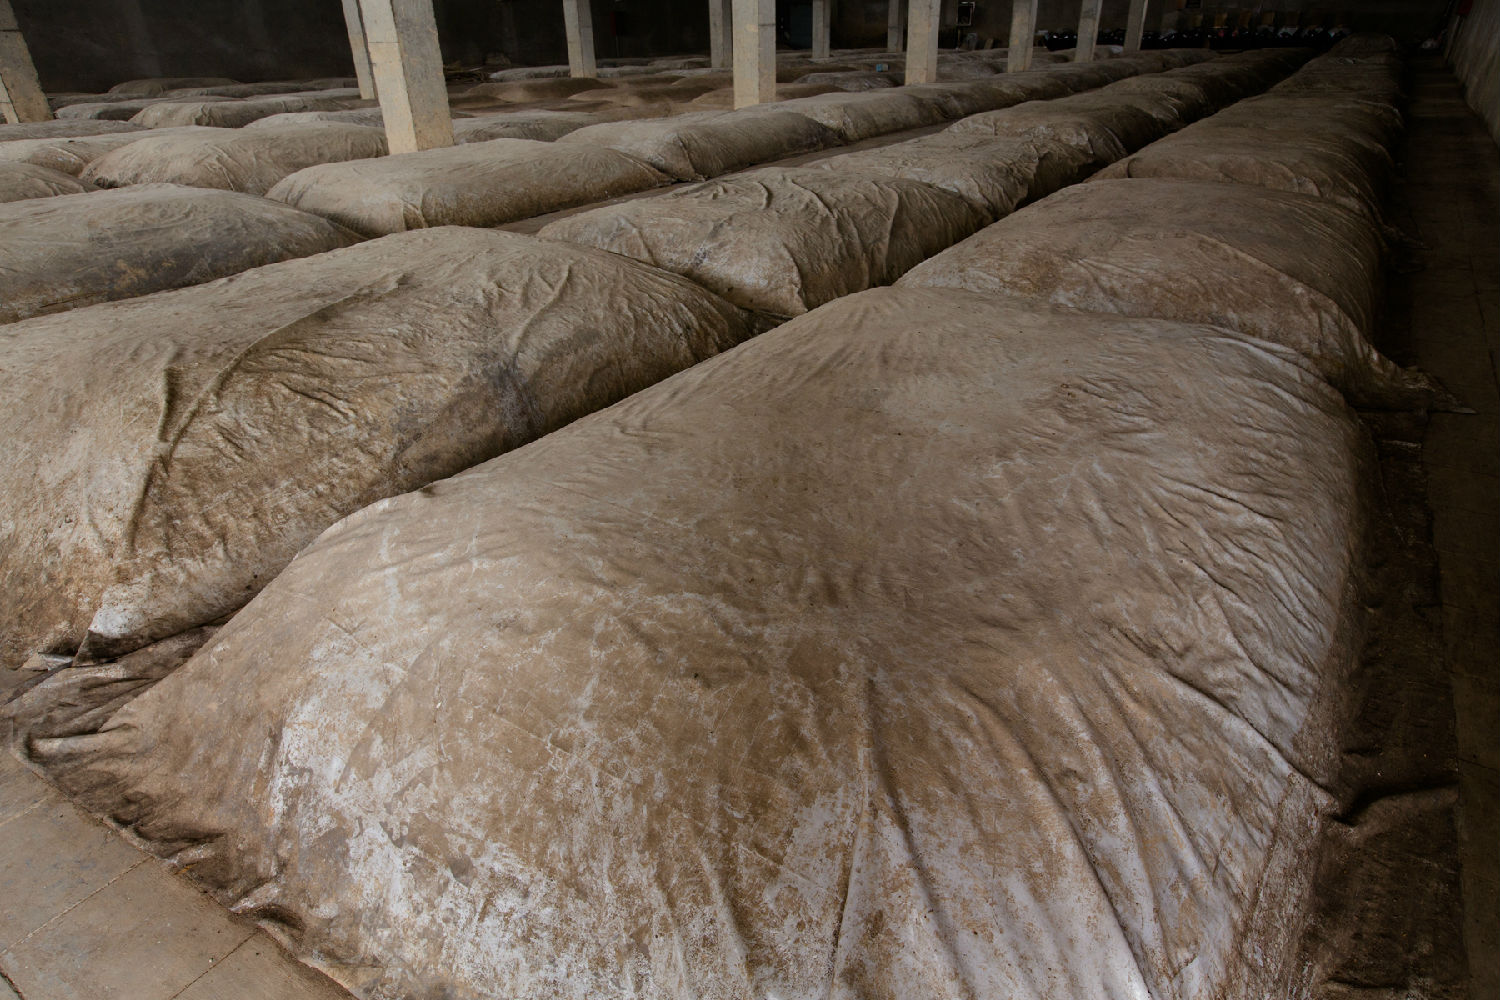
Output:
top-left (1123, 0), bottom-right (1149, 52)
top-left (709, 0), bottom-right (732, 70)
top-left (563, 0), bottom-right (597, 78)
top-left (1006, 0), bottom-right (1037, 73)
top-left (904, 0), bottom-right (941, 84)
top-left (1075, 0), bottom-right (1103, 62)
top-left (886, 0), bottom-right (905, 52)
top-left (0, 0), bottom-right (51, 124)
top-left (811, 0), bottom-right (831, 59)
top-left (340, 0), bottom-right (378, 99)
top-left (732, 0), bottom-right (775, 109)
top-left (358, 0), bottom-right (454, 154)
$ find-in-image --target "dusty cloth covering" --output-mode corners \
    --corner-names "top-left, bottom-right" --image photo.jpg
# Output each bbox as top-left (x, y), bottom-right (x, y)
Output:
top-left (464, 77), bottom-right (615, 102)
top-left (1211, 94), bottom-right (1404, 156)
top-left (946, 94), bottom-right (1165, 161)
top-left (753, 90), bottom-right (951, 141)
top-left (689, 82), bottom-right (843, 109)
top-left (896, 81), bottom-right (1021, 118)
top-left (900, 179), bottom-right (1433, 407)
top-left (163, 78), bottom-right (359, 99)
top-left (558, 109), bottom-right (839, 181)
top-left (0, 184), bottom-right (359, 324)
top-left (809, 132), bottom-right (1095, 217)
top-left (0, 119), bottom-right (146, 143)
top-left (541, 166), bottom-right (988, 318)
top-left (1094, 75), bottom-right (1221, 125)
top-left (82, 124), bottom-right (388, 196)
top-left (0, 127), bottom-right (224, 176)
top-left (795, 70), bottom-right (899, 90)
top-left (56, 96), bottom-right (235, 122)
top-left (0, 226), bottom-right (753, 672)
top-left (129, 90), bottom-right (367, 129)
top-left (0, 161), bottom-right (92, 203)
top-left (106, 77), bottom-right (238, 96)
top-left (268, 138), bottom-right (668, 236)
top-left (451, 111), bottom-right (617, 143)
top-left (570, 81), bottom-right (725, 106)
top-left (24, 288), bottom-right (1372, 1000)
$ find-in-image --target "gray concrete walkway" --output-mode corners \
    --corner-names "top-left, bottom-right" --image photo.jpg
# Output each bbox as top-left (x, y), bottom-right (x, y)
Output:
top-left (0, 751), bottom-right (350, 1000)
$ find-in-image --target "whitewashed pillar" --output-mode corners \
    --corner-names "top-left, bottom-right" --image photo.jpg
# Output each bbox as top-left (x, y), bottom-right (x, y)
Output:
top-left (0, 0), bottom-right (51, 124)
top-left (358, 0), bottom-right (454, 154)
top-left (904, 0), bottom-right (941, 84)
top-left (1075, 0), bottom-right (1103, 61)
top-left (811, 0), bottom-right (831, 59)
top-left (1123, 0), bottom-right (1149, 52)
top-left (886, 0), bottom-right (905, 51)
top-left (340, 0), bottom-right (378, 99)
top-left (732, 0), bottom-right (775, 108)
top-left (1006, 0), bottom-right (1038, 72)
top-left (709, 0), bottom-right (732, 70)
top-left (563, 0), bottom-right (597, 78)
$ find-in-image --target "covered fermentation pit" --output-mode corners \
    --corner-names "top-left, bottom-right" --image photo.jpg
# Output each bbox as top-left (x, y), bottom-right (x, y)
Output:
top-left (0, 9), bottom-right (1493, 1000)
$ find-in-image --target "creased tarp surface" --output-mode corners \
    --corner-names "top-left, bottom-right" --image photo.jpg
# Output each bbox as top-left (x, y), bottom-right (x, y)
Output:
top-left (26, 288), bottom-right (1371, 1000)
top-left (899, 178), bottom-right (1434, 407)
top-left (0, 119), bottom-right (147, 143)
top-left (452, 111), bottom-right (617, 143)
top-left (808, 132), bottom-right (1094, 217)
top-left (129, 90), bottom-right (369, 129)
top-left (268, 138), bottom-right (668, 236)
top-left (946, 93), bottom-right (1168, 161)
top-left (750, 90), bottom-right (951, 141)
top-left (558, 109), bottom-right (839, 181)
top-left (56, 96), bottom-right (235, 122)
top-left (540, 166), bottom-right (988, 318)
top-left (0, 184), bottom-right (360, 324)
top-left (463, 77), bottom-right (616, 102)
top-left (0, 226), bottom-right (753, 671)
top-left (0, 127), bottom-right (226, 176)
top-left (82, 124), bottom-right (388, 196)
top-left (0, 161), bottom-right (92, 203)
top-left (107, 77), bottom-right (238, 96)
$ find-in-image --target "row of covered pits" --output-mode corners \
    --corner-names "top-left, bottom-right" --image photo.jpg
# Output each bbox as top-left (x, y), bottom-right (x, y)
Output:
top-left (0, 34), bottom-right (1445, 1000)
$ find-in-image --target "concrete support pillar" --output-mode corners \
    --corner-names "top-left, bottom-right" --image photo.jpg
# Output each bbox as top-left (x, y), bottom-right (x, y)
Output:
top-left (562, 0), bottom-right (597, 78)
top-left (1123, 0), bottom-right (1149, 52)
top-left (811, 0), bottom-right (831, 59)
top-left (904, 0), bottom-right (941, 84)
top-left (709, 0), bottom-right (732, 70)
top-left (358, 0), bottom-right (454, 155)
top-left (886, 0), bottom-right (905, 52)
top-left (340, 0), bottom-right (378, 99)
top-left (1075, 0), bottom-right (1103, 61)
top-left (732, 0), bottom-right (775, 109)
top-left (0, 0), bottom-right (50, 124)
top-left (1006, 0), bottom-right (1038, 72)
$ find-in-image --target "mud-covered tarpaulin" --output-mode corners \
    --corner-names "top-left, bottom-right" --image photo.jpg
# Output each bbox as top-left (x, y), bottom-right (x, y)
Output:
top-left (899, 179), bottom-right (1436, 407)
top-left (0, 119), bottom-right (146, 143)
top-left (0, 161), bottom-right (92, 203)
top-left (269, 138), bottom-right (668, 236)
top-left (82, 124), bottom-right (388, 196)
top-left (541, 167), bottom-right (988, 318)
top-left (808, 132), bottom-right (1095, 217)
top-left (0, 227), bottom-right (753, 672)
top-left (22, 288), bottom-right (1372, 1000)
top-left (558, 109), bottom-right (839, 181)
top-left (0, 184), bottom-right (359, 324)
top-left (0, 127), bottom-right (225, 176)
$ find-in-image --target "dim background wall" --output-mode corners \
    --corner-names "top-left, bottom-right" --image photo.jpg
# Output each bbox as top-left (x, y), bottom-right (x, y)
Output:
top-left (1448, 0), bottom-right (1499, 145)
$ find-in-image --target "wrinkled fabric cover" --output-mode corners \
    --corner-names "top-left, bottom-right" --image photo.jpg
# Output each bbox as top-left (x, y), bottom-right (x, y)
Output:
top-left (0, 119), bottom-right (146, 143)
top-left (1095, 75), bottom-right (1220, 124)
top-left (946, 94), bottom-right (1167, 161)
top-left (107, 77), bottom-right (238, 96)
top-left (56, 96), bottom-right (234, 122)
top-left (129, 90), bottom-right (368, 129)
top-left (0, 184), bottom-right (359, 324)
top-left (558, 110), bottom-right (839, 181)
top-left (755, 91), bottom-right (950, 141)
top-left (0, 227), bottom-right (753, 671)
top-left (464, 77), bottom-right (615, 102)
top-left (541, 167), bottom-right (988, 317)
top-left (0, 161), bottom-right (92, 203)
top-left (452, 111), bottom-right (612, 143)
top-left (82, 124), bottom-right (388, 196)
top-left (900, 179), bottom-right (1433, 406)
top-left (28, 289), bottom-right (1370, 1000)
top-left (809, 132), bottom-right (1094, 217)
top-left (0, 127), bottom-right (225, 176)
top-left (268, 139), bottom-right (668, 236)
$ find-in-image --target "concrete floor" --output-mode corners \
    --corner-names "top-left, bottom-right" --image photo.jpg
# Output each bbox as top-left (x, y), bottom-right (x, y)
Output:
top-left (0, 57), bottom-right (1494, 1000)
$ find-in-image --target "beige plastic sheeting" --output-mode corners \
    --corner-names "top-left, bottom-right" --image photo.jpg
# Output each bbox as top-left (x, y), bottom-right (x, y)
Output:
top-left (541, 167), bottom-right (988, 318)
top-left (899, 178), bottom-right (1436, 407)
top-left (269, 139), bottom-right (668, 236)
top-left (0, 227), bottom-right (754, 671)
top-left (0, 161), bottom-right (92, 203)
top-left (557, 109), bottom-right (839, 181)
top-left (0, 184), bottom-right (360, 323)
top-left (82, 123), bottom-right (388, 196)
top-left (24, 289), bottom-right (1372, 1000)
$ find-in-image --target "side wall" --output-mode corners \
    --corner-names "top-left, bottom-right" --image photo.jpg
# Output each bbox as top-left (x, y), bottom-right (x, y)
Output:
top-left (1449, 0), bottom-right (1499, 145)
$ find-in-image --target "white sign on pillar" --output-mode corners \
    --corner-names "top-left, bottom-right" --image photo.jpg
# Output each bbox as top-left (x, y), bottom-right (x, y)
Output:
top-left (904, 0), bottom-right (940, 84)
top-left (1006, 0), bottom-right (1038, 73)
top-left (709, 0), bottom-right (732, 70)
top-left (1075, 0), bottom-right (1103, 62)
top-left (0, 0), bottom-right (51, 124)
top-left (1123, 0), bottom-right (1150, 52)
top-left (732, 0), bottom-right (775, 109)
top-left (811, 0), bottom-right (831, 59)
top-left (563, 0), bottom-right (597, 78)
top-left (358, 0), bottom-right (454, 155)
top-left (886, 0), bottom-right (906, 52)
top-left (340, 0), bottom-right (378, 100)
